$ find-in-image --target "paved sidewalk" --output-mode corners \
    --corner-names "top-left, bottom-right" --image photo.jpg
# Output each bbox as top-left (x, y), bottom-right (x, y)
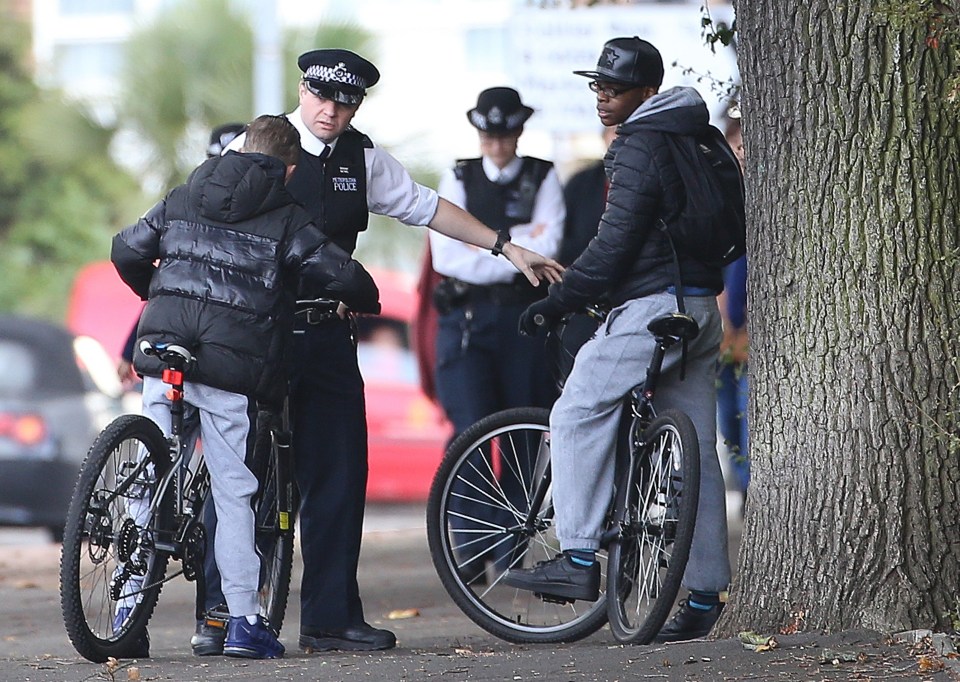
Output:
top-left (1, 504), bottom-right (956, 681)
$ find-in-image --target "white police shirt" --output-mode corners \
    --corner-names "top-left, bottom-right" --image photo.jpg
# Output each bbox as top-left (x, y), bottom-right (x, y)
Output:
top-left (429, 155), bottom-right (564, 286)
top-left (225, 107), bottom-right (439, 228)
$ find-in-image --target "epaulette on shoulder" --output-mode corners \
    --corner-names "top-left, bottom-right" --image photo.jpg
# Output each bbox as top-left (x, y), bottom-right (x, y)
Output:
top-left (454, 157), bottom-right (480, 181)
top-left (344, 125), bottom-right (374, 148)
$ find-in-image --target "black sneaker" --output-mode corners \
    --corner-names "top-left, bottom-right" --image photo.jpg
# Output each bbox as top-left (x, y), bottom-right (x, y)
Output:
top-left (653, 599), bottom-right (725, 643)
top-left (190, 604), bottom-right (229, 656)
top-left (501, 554), bottom-right (600, 602)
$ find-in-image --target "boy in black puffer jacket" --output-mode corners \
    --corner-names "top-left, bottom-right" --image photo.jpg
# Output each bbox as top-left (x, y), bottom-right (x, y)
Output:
top-left (111, 114), bottom-right (379, 659)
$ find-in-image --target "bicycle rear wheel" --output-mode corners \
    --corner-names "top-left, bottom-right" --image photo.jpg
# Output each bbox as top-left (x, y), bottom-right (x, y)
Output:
top-left (427, 407), bottom-right (608, 643)
top-left (606, 409), bottom-right (700, 644)
top-left (249, 411), bottom-right (296, 632)
top-left (60, 415), bottom-right (172, 662)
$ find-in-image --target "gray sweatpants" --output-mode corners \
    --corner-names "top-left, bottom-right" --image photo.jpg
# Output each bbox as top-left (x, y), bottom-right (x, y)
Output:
top-left (141, 377), bottom-right (260, 618)
top-left (551, 292), bottom-right (731, 593)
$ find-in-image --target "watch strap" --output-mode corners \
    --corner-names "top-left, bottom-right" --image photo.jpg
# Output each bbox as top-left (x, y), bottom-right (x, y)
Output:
top-left (491, 231), bottom-right (511, 257)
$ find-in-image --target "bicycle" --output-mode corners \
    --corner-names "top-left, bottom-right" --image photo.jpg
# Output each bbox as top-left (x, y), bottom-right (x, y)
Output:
top-left (59, 340), bottom-right (296, 663)
top-left (426, 306), bottom-right (702, 644)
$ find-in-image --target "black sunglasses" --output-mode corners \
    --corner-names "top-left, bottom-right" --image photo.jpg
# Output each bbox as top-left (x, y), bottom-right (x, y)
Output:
top-left (588, 81), bottom-right (636, 98)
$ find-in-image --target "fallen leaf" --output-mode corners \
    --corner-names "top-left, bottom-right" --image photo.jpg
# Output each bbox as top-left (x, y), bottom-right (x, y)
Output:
top-left (386, 608), bottom-right (420, 620)
top-left (918, 655), bottom-right (945, 672)
top-left (127, 667), bottom-right (141, 680)
top-left (738, 631), bottom-right (778, 651)
top-left (105, 657), bottom-right (120, 673)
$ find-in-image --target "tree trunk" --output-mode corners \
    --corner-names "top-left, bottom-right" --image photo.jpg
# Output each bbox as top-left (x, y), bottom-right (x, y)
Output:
top-left (720, 0), bottom-right (960, 635)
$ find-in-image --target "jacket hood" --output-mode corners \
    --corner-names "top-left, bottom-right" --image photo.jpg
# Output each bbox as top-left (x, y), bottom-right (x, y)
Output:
top-left (620, 86), bottom-right (710, 137)
top-left (187, 151), bottom-right (290, 224)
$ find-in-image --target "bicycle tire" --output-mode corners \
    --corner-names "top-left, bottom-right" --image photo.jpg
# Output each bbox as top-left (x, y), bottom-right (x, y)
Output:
top-left (251, 419), bottom-right (296, 632)
top-left (427, 407), bottom-right (608, 644)
top-left (606, 409), bottom-right (700, 644)
top-left (60, 415), bottom-right (172, 662)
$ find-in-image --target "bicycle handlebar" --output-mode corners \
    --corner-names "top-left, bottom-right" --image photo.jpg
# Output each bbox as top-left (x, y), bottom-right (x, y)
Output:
top-left (295, 297), bottom-right (340, 315)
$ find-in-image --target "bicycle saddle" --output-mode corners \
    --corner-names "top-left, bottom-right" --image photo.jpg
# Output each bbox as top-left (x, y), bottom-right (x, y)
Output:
top-left (647, 313), bottom-right (700, 342)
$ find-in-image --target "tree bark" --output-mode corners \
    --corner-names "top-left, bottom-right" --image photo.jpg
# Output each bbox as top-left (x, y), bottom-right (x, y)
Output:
top-left (720, 0), bottom-right (960, 635)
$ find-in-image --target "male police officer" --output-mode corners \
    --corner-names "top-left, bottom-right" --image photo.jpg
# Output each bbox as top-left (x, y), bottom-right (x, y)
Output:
top-left (195, 49), bottom-right (562, 655)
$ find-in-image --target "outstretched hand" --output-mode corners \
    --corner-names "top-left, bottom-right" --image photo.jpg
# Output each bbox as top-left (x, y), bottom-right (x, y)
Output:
top-left (502, 242), bottom-right (564, 287)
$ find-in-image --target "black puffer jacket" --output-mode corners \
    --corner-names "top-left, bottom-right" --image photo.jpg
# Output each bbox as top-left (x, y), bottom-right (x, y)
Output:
top-left (549, 87), bottom-right (723, 312)
top-left (112, 151), bottom-right (380, 404)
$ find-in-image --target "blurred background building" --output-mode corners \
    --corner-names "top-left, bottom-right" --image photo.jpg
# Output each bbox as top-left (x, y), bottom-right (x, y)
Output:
top-left (29, 0), bottom-right (737, 175)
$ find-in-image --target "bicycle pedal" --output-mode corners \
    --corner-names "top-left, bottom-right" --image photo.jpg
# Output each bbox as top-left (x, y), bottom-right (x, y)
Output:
top-left (536, 592), bottom-right (574, 605)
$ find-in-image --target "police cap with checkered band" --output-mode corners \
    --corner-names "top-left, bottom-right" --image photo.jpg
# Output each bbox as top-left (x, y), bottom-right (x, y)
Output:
top-left (298, 49), bottom-right (381, 106)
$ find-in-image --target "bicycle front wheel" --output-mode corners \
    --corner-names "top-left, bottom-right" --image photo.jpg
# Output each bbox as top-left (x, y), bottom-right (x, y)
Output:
top-left (60, 415), bottom-right (172, 662)
top-left (427, 407), bottom-right (608, 644)
top-left (607, 409), bottom-right (700, 644)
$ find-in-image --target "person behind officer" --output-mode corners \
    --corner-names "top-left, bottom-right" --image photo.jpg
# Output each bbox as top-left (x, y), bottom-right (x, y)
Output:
top-left (111, 114), bottom-right (380, 659)
top-left (195, 49), bottom-right (563, 655)
top-left (503, 36), bottom-right (733, 643)
top-left (558, 124), bottom-right (617, 267)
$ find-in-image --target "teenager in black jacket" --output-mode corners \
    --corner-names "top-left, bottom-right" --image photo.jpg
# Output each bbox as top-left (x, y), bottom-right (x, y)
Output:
top-left (110, 115), bottom-right (379, 659)
top-left (504, 37), bottom-right (733, 643)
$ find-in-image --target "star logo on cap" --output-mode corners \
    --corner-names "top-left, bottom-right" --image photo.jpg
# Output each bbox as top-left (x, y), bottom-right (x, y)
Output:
top-left (598, 47), bottom-right (620, 70)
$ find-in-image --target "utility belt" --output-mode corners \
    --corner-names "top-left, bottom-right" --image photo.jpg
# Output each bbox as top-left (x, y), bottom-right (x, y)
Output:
top-left (433, 277), bottom-right (544, 315)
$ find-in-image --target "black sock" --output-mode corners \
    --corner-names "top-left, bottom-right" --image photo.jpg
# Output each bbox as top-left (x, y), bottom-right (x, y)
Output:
top-left (688, 590), bottom-right (720, 610)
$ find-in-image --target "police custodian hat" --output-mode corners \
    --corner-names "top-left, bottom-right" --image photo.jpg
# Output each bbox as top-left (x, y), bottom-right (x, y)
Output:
top-left (574, 36), bottom-right (664, 88)
top-left (298, 49), bottom-right (381, 105)
top-left (466, 87), bottom-right (534, 134)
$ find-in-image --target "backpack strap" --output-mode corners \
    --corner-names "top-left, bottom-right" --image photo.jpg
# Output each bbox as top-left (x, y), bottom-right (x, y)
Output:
top-left (657, 218), bottom-right (689, 380)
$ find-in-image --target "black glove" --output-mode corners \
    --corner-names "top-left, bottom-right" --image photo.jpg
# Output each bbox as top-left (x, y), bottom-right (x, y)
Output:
top-left (518, 297), bottom-right (563, 336)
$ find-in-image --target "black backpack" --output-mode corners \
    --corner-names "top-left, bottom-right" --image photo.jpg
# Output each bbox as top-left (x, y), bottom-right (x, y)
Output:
top-left (659, 126), bottom-right (746, 268)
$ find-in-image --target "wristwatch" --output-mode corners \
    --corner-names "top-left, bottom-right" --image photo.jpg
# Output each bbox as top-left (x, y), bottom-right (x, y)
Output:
top-left (491, 231), bottom-right (511, 257)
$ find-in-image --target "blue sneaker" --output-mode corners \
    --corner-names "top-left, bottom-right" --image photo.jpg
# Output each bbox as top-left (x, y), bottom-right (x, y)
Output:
top-left (223, 616), bottom-right (284, 659)
top-left (111, 607), bottom-right (150, 658)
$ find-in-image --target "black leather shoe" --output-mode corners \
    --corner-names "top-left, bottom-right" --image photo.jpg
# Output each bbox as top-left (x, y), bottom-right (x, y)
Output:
top-left (653, 599), bottom-right (725, 643)
top-left (299, 623), bottom-right (396, 652)
top-left (190, 604), bottom-right (229, 656)
top-left (501, 554), bottom-right (600, 602)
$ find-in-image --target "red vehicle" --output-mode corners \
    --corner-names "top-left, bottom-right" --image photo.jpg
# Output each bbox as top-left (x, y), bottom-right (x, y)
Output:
top-left (67, 262), bottom-right (451, 502)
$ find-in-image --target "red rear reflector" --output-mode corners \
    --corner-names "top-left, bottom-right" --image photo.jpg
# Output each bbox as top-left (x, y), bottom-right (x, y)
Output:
top-left (162, 368), bottom-right (183, 385)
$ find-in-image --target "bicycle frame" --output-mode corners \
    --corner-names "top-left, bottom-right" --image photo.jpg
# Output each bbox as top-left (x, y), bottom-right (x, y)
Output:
top-left (517, 312), bottom-right (697, 550)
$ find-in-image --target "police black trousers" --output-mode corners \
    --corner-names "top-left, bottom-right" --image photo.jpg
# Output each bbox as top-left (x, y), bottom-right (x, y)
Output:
top-left (290, 318), bottom-right (368, 630)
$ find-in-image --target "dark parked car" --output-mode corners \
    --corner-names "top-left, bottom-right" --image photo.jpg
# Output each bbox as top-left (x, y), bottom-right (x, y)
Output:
top-left (0, 315), bottom-right (123, 541)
